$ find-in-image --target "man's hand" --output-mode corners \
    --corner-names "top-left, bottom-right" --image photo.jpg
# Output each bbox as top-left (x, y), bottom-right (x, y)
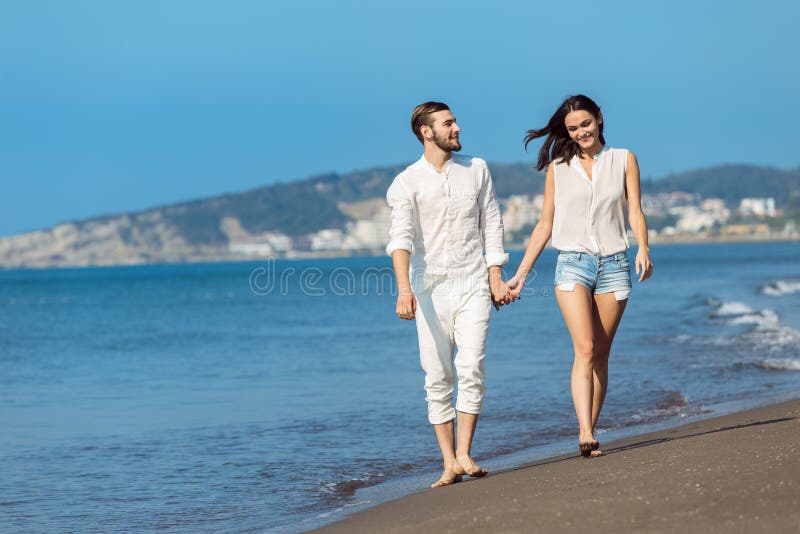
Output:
top-left (396, 288), bottom-right (417, 320)
top-left (489, 267), bottom-right (510, 311)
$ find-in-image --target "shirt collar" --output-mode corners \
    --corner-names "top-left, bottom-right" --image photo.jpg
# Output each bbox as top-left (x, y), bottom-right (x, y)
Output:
top-left (417, 154), bottom-right (455, 174)
top-left (593, 145), bottom-right (610, 160)
top-left (570, 145), bottom-right (611, 166)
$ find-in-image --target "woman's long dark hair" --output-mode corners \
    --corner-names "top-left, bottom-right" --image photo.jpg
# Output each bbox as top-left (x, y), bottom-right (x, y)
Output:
top-left (524, 95), bottom-right (605, 171)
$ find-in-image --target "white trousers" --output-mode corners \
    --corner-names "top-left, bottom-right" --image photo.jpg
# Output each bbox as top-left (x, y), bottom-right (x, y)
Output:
top-left (414, 277), bottom-right (492, 424)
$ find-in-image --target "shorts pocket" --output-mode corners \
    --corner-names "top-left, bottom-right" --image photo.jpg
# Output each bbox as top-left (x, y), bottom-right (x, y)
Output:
top-left (558, 252), bottom-right (579, 264)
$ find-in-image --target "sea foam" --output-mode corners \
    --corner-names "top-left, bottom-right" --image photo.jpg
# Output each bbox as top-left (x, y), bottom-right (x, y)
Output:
top-left (761, 279), bottom-right (800, 297)
top-left (700, 300), bottom-right (800, 354)
top-left (710, 301), bottom-right (754, 317)
top-left (754, 358), bottom-right (800, 371)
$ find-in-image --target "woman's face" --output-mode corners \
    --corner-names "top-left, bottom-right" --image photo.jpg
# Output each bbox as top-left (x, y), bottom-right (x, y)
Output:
top-left (564, 109), bottom-right (603, 153)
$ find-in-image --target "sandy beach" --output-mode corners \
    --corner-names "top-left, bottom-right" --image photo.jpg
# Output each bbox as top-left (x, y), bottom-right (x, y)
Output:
top-left (313, 398), bottom-right (800, 533)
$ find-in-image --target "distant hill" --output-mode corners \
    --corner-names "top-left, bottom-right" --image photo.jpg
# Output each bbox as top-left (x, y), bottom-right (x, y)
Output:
top-left (149, 161), bottom-right (543, 242)
top-left (0, 162), bottom-right (796, 268)
top-left (642, 164), bottom-right (800, 206)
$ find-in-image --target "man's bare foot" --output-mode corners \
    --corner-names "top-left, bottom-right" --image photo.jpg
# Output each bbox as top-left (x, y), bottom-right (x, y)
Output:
top-left (452, 455), bottom-right (488, 478)
top-left (430, 468), bottom-right (463, 488)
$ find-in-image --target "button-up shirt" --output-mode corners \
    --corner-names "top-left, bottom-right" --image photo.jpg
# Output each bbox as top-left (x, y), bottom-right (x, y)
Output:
top-left (386, 154), bottom-right (508, 293)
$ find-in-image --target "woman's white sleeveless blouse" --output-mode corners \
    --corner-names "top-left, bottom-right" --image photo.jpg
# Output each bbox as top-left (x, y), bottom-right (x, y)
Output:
top-left (551, 146), bottom-right (629, 255)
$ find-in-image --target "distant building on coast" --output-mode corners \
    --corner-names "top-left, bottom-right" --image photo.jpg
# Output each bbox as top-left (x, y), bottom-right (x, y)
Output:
top-left (229, 242), bottom-right (275, 256)
top-left (310, 229), bottom-right (345, 251)
top-left (502, 194), bottom-right (543, 233)
top-left (228, 231), bottom-right (293, 258)
top-left (739, 198), bottom-right (776, 218)
top-left (720, 223), bottom-right (771, 237)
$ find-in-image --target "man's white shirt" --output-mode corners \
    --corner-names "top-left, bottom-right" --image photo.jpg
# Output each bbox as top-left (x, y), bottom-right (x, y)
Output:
top-left (386, 154), bottom-right (508, 294)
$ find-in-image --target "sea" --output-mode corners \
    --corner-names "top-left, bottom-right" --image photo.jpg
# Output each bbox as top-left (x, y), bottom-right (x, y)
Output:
top-left (1, 241), bottom-right (799, 532)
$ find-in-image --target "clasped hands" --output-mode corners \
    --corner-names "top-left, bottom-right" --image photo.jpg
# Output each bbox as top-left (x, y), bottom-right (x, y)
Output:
top-left (490, 268), bottom-right (523, 311)
top-left (396, 269), bottom-right (525, 320)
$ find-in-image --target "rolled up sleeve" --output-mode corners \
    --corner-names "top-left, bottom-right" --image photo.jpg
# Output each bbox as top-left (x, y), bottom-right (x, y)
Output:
top-left (385, 178), bottom-right (415, 256)
top-left (478, 162), bottom-right (508, 267)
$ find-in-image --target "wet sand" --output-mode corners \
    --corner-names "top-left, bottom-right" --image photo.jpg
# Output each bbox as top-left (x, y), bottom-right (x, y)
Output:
top-left (312, 398), bottom-right (800, 533)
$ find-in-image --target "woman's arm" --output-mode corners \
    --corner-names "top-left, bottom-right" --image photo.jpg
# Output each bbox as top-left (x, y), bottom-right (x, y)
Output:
top-left (625, 151), bottom-right (654, 282)
top-left (507, 162), bottom-right (556, 298)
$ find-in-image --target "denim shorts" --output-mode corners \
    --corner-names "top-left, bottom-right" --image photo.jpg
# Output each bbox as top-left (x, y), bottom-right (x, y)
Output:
top-left (554, 251), bottom-right (632, 300)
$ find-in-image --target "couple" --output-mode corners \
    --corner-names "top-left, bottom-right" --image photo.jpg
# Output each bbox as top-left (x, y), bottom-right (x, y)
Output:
top-left (386, 97), bottom-right (654, 488)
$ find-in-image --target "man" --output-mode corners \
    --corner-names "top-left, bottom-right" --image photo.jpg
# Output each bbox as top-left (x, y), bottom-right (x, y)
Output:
top-left (386, 101), bottom-right (511, 488)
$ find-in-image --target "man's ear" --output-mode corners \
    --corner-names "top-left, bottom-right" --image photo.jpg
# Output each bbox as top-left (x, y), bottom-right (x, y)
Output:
top-left (420, 124), bottom-right (433, 141)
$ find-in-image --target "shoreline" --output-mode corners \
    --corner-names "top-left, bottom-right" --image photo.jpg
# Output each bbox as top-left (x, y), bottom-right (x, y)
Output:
top-left (2, 237), bottom-right (799, 272)
top-left (310, 395), bottom-right (800, 533)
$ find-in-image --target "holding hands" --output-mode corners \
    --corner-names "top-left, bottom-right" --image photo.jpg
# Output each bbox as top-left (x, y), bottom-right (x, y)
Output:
top-left (395, 267), bottom-right (528, 320)
top-left (490, 267), bottom-right (521, 311)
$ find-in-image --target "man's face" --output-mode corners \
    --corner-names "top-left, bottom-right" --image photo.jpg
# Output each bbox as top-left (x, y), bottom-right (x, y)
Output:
top-left (426, 110), bottom-right (461, 152)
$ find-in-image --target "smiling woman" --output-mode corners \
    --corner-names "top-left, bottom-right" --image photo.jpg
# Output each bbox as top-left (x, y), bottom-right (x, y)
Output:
top-left (507, 94), bottom-right (654, 458)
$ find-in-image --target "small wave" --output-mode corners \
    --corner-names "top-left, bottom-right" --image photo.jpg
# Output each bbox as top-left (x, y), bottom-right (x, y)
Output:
top-left (320, 472), bottom-right (385, 498)
top-left (653, 390), bottom-right (689, 411)
top-left (702, 300), bottom-right (800, 352)
top-left (726, 308), bottom-right (779, 328)
top-left (753, 358), bottom-right (800, 371)
top-left (710, 301), bottom-right (753, 317)
top-left (688, 293), bottom-right (719, 308)
top-left (761, 279), bottom-right (800, 297)
top-left (633, 390), bottom-right (687, 419)
top-left (392, 463), bottom-right (419, 474)
top-left (702, 322), bottom-right (800, 353)
top-left (670, 334), bottom-right (695, 344)
top-left (626, 390), bottom-right (709, 425)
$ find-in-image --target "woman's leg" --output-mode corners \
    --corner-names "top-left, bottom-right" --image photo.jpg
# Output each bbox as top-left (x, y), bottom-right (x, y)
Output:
top-left (590, 293), bottom-right (628, 434)
top-left (555, 284), bottom-right (596, 449)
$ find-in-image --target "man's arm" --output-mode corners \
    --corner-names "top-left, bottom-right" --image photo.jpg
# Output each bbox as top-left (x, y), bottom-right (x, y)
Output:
top-left (386, 178), bottom-right (417, 319)
top-left (477, 160), bottom-right (510, 308)
top-left (392, 250), bottom-right (416, 320)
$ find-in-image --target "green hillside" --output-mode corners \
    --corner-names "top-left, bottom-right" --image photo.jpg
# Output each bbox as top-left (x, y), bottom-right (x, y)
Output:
top-left (73, 162), bottom-right (800, 243)
top-left (642, 165), bottom-right (800, 206)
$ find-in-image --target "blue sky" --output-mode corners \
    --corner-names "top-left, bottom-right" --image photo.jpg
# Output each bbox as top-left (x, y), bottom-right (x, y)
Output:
top-left (1, 0), bottom-right (798, 236)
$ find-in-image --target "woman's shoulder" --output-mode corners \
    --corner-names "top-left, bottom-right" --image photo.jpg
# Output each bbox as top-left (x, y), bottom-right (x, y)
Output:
top-left (551, 156), bottom-right (572, 170)
top-left (609, 146), bottom-right (639, 159)
top-left (607, 148), bottom-right (639, 174)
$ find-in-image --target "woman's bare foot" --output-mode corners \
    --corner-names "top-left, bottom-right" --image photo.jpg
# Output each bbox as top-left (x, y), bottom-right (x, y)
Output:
top-left (430, 468), bottom-right (463, 488)
top-left (452, 455), bottom-right (488, 478)
top-left (578, 433), bottom-right (597, 458)
top-left (589, 440), bottom-right (604, 457)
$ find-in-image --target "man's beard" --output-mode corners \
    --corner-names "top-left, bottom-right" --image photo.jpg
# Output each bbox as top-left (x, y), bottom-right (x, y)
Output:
top-left (432, 131), bottom-right (461, 152)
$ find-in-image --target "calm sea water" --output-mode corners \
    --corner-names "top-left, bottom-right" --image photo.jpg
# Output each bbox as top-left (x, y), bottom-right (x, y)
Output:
top-left (1, 242), bottom-right (799, 532)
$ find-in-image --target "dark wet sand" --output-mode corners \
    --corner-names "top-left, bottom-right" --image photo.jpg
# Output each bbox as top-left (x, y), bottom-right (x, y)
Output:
top-left (313, 398), bottom-right (800, 533)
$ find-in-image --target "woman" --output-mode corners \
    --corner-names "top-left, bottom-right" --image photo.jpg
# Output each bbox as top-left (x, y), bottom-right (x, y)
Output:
top-left (507, 95), bottom-right (653, 457)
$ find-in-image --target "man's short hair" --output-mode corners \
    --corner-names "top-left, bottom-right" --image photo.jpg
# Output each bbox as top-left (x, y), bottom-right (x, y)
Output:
top-left (411, 101), bottom-right (450, 144)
